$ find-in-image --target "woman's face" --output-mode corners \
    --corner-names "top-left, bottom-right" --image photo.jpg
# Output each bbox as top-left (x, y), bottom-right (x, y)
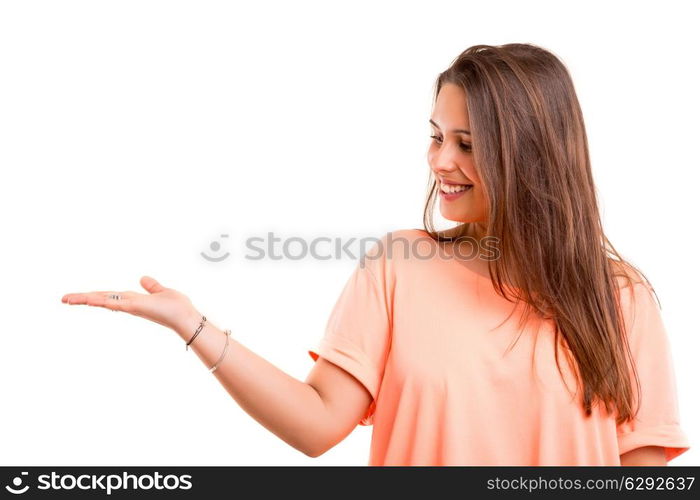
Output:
top-left (427, 83), bottom-right (488, 236)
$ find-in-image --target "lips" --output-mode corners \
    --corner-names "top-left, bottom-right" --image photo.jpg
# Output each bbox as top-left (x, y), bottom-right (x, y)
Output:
top-left (439, 185), bottom-right (472, 200)
top-left (440, 179), bottom-right (472, 186)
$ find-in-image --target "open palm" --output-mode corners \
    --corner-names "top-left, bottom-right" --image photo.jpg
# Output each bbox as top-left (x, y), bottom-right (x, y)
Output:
top-left (61, 275), bottom-right (197, 332)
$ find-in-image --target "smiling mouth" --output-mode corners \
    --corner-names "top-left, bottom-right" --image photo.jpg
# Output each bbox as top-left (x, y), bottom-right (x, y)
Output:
top-left (440, 183), bottom-right (473, 194)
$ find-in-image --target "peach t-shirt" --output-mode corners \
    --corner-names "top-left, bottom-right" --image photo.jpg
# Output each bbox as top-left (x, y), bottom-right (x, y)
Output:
top-left (308, 229), bottom-right (690, 465)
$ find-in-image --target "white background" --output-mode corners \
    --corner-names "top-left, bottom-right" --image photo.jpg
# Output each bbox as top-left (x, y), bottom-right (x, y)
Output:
top-left (0, 0), bottom-right (697, 466)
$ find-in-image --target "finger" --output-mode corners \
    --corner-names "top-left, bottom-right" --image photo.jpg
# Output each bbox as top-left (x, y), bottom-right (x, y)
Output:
top-left (140, 275), bottom-right (165, 294)
top-left (86, 292), bottom-right (133, 312)
top-left (62, 291), bottom-right (114, 304)
top-left (64, 292), bottom-right (133, 312)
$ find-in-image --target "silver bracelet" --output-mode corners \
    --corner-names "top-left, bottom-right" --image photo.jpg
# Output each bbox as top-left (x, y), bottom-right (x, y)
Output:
top-left (209, 329), bottom-right (231, 373)
top-left (185, 315), bottom-right (207, 351)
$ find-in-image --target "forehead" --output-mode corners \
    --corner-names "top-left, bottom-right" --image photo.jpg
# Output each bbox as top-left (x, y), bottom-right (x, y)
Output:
top-left (431, 83), bottom-right (470, 125)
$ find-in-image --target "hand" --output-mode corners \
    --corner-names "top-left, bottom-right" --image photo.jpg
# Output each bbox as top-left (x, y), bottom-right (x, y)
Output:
top-left (61, 275), bottom-right (201, 334)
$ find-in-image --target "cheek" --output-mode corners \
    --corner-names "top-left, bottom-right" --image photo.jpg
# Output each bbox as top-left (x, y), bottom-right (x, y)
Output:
top-left (472, 186), bottom-right (489, 215)
top-left (461, 161), bottom-right (480, 183)
top-left (426, 148), bottom-right (436, 166)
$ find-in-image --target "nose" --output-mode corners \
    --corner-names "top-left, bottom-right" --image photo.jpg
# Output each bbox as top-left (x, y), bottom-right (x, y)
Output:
top-left (430, 146), bottom-right (460, 177)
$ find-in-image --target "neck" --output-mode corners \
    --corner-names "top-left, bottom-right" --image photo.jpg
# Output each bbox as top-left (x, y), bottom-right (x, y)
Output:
top-left (467, 222), bottom-right (487, 240)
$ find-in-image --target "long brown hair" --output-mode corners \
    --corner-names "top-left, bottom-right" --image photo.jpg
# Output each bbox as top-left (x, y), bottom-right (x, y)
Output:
top-left (423, 43), bottom-right (657, 426)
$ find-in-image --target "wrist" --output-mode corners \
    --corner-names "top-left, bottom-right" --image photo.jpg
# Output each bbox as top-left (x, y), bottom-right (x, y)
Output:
top-left (173, 307), bottom-right (205, 341)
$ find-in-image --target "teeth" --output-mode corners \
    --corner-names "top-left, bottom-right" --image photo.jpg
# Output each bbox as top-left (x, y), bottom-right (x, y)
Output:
top-left (441, 183), bottom-right (472, 194)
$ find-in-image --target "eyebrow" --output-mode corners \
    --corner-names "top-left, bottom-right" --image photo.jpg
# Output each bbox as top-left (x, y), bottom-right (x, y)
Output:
top-left (429, 119), bottom-right (471, 135)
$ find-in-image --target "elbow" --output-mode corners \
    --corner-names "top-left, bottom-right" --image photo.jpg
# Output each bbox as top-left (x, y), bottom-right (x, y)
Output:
top-left (301, 440), bottom-right (329, 458)
top-left (300, 432), bottom-right (335, 458)
top-left (303, 447), bottom-right (322, 458)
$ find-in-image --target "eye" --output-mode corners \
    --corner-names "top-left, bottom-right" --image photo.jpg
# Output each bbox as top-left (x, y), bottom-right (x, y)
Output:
top-left (430, 135), bottom-right (472, 153)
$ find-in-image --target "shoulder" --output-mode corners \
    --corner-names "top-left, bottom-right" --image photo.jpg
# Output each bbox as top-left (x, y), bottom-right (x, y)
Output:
top-left (359, 228), bottom-right (437, 277)
top-left (365, 228), bottom-right (432, 254)
top-left (608, 259), bottom-right (655, 302)
top-left (386, 228), bottom-right (432, 240)
top-left (366, 228), bottom-right (444, 261)
top-left (608, 260), bottom-right (662, 328)
top-left (609, 259), bottom-right (646, 287)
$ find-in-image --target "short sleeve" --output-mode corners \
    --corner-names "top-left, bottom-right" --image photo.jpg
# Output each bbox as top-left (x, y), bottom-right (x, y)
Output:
top-left (308, 239), bottom-right (393, 426)
top-left (616, 281), bottom-right (691, 462)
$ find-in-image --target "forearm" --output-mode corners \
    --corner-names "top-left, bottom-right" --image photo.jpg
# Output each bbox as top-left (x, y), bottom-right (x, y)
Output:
top-left (173, 309), bottom-right (327, 457)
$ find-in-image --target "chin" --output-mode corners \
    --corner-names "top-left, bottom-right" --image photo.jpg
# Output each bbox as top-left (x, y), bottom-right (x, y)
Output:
top-left (439, 210), bottom-right (470, 223)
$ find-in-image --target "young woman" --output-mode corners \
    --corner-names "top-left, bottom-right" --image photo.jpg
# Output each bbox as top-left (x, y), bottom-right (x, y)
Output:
top-left (61, 43), bottom-right (690, 466)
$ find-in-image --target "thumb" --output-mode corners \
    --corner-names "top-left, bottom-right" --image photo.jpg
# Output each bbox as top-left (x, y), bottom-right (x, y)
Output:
top-left (140, 275), bottom-right (166, 294)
